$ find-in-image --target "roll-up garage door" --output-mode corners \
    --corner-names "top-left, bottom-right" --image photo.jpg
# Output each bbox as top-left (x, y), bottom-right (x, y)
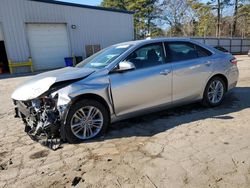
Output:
top-left (0, 24), bottom-right (3, 41)
top-left (27, 24), bottom-right (70, 70)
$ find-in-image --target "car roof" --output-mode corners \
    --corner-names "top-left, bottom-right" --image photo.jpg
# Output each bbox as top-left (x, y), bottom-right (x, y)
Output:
top-left (111, 37), bottom-right (221, 58)
top-left (113, 38), bottom-right (198, 47)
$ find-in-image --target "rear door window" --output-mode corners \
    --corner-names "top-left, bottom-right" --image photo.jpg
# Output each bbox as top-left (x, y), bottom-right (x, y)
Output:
top-left (166, 42), bottom-right (198, 62)
top-left (165, 42), bottom-right (212, 63)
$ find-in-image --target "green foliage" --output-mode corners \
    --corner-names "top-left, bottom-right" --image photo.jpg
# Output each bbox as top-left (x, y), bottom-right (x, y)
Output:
top-left (237, 3), bottom-right (250, 37)
top-left (189, 0), bottom-right (217, 36)
top-left (150, 23), bottom-right (165, 37)
top-left (101, 0), bottom-right (160, 39)
top-left (101, 0), bottom-right (250, 38)
top-left (101, 0), bottom-right (128, 10)
top-left (161, 0), bottom-right (191, 36)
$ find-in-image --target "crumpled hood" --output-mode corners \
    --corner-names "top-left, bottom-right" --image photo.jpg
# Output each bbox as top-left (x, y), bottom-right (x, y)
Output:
top-left (11, 67), bottom-right (95, 101)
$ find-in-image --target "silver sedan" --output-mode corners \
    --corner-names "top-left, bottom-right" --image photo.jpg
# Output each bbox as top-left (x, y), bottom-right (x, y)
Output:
top-left (12, 38), bottom-right (239, 144)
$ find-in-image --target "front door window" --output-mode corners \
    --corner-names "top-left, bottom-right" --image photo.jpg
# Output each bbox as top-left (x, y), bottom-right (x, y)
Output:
top-left (125, 43), bottom-right (166, 69)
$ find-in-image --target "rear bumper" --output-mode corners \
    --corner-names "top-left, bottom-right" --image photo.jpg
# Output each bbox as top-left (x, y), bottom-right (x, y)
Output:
top-left (228, 81), bottom-right (238, 90)
top-left (227, 66), bottom-right (239, 90)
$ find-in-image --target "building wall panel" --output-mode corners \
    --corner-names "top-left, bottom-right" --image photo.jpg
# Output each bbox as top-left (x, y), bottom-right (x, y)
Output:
top-left (0, 23), bottom-right (3, 41)
top-left (0, 0), bottom-right (134, 72)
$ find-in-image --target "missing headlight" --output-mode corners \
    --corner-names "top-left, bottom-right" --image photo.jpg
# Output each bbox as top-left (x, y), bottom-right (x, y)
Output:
top-left (31, 99), bottom-right (42, 112)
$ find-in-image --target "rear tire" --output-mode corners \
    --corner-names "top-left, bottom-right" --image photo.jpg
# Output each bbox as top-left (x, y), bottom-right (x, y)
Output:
top-left (65, 99), bottom-right (109, 143)
top-left (202, 76), bottom-right (226, 107)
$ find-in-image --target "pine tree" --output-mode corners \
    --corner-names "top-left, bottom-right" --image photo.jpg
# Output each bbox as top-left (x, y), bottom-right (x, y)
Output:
top-left (101, 0), bottom-right (161, 39)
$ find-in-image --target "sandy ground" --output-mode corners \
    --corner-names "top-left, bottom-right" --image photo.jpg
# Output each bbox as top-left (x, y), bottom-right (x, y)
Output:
top-left (0, 55), bottom-right (250, 188)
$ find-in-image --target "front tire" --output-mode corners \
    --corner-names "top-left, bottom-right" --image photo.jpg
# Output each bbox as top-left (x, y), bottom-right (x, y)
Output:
top-left (202, 77), bottom-right (226, 107)
top-left (65, 99), bottom-right (109, 143)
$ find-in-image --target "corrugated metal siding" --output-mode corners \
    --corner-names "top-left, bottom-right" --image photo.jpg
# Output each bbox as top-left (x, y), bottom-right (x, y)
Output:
top-left (0, 0), bottom-right (134, 72)
top-left (192, 37), bottom-right (250, 54)
top-left (0, 23), bottom-right (3, 41)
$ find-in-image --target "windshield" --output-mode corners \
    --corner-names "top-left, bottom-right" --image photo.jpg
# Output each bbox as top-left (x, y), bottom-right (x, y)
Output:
top-left (76, 44), bottom-right (132, 69)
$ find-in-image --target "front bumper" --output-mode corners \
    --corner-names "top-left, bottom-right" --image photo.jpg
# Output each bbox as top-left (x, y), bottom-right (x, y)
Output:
top-left (13, 99), bottom-right (64, 150)
top-left (13, 100), bottom-right (30, 118)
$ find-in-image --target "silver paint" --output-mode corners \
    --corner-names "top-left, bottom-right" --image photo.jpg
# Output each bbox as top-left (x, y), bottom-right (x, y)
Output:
top-left (207, 80), bottom-right (224, 104)
top-left (11, 67), bottom-right (95, 100)
top-left (12, 38), bottom-right (239, 124)
top-left (70, 106), bottom-right (104, 139)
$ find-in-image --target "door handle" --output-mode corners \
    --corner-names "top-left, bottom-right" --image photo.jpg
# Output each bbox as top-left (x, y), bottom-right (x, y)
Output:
top-left (205, 61), bottom-right (212, 67)
top-left (160, 69), bottom-right (171, 76)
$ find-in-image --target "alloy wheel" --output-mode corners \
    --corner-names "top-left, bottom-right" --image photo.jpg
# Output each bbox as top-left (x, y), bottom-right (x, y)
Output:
top-left (70, 106), bottom-right (104, 140)
top-left (207, 80), bottom-right (224, 104)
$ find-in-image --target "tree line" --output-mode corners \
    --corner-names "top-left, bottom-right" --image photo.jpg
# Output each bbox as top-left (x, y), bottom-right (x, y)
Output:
top-left (101, 0), bottom-right (250, 39)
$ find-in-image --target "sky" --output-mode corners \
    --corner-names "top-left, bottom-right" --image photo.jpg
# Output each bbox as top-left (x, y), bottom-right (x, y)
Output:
top-left (58, 0), bottom-right (210, 6)
top-left (57, 0), bottom-right (233, 17)
top-left (56, 0), bottom-right (102, 6)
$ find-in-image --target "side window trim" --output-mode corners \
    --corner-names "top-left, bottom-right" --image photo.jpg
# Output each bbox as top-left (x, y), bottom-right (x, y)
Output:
top-left (162, 42), bottom-right (167, 61)
top-left (163, 42), bottom-right (171, 63)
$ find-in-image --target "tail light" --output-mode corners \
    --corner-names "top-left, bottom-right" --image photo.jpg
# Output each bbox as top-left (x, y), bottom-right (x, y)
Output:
top-left (230, 57), bottom-right (237, 65)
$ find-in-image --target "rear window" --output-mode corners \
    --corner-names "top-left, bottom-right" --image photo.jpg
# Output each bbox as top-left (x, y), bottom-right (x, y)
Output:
top-left (214, 46), bottom-right (229, 53)
top-left (195, 45), bottom-right (213, 57)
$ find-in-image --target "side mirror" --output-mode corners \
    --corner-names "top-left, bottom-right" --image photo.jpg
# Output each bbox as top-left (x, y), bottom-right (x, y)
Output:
top-left (115, 61), bottom-right (135, 72)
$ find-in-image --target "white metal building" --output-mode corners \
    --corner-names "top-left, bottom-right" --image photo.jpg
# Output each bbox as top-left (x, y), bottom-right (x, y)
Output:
top-left (0, 0), bottom-right (134, 73)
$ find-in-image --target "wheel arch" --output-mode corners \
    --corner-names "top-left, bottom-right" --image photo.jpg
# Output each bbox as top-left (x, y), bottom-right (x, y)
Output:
top-left (59, 93), bottom-right (112, 141)
top-left (201, 73), bottom-right (228, 107)
top-left (62, 93), bottom-right (111, 143)
top-left (202, 73), bottom-right (228, 99)
top-left (208, 74), bottom-right (228, 92)
top-left (70, 93), bottom-right (111, 116)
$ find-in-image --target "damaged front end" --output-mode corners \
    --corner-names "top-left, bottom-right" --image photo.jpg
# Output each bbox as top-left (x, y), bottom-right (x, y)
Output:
top-left (14, 94), bottom-right (63, 150)
top-left (11, 67), bottom-right (96, 149)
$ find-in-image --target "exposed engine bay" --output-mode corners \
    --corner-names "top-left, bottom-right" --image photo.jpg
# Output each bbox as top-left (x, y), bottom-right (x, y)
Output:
top-left (11, 67), bottom-right (98, 150)
top-left (14, 95), bottom-right (63, 150)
